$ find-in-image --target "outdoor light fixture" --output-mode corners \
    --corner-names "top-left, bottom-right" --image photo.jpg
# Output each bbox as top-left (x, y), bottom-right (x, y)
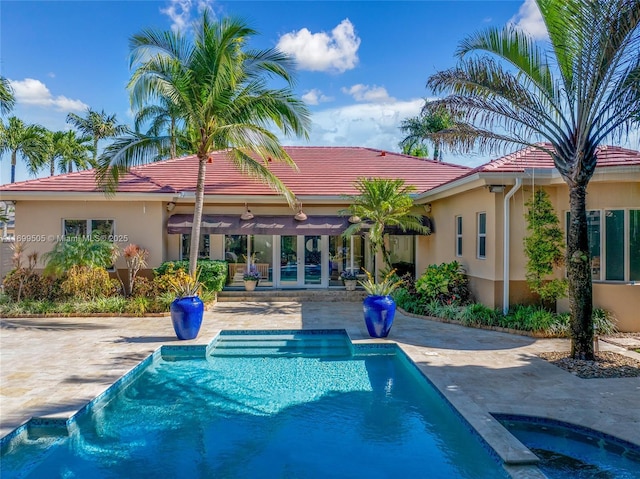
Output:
top-left (294, 202), bottom-right (308, 221)
top-left (348, 215), bottom-right (361, 224)
top-left (488, 185), bottom-right (506, 193)
top-left (166, 201), bottom-right (176, 212)
top-left (423, 203), bottom-right (432, 213)
top-left (240, 203), bottom-right (254, 220)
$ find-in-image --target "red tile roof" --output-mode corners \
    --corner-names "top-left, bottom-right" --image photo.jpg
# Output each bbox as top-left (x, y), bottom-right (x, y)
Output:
top-left (0, 147), bottom-right (471, 196)
top-left (474, 143), bottom-right (640, 173)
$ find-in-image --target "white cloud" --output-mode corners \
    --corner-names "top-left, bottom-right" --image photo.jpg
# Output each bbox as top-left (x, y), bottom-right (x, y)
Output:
top-left (342, 84), bottom-right (394, 103)
top-left (509, 0), bottom-right (547, 40)
top-left (278, 98), bottom-right (423, 151)
top-left (301, 89), bottom-right (333, 105)
top-left (276, 19), bottom-right (360, 73)
top-left (9, 78), bottom-right (88, 112)
top-left (161, 0), bottom-right (216, 33)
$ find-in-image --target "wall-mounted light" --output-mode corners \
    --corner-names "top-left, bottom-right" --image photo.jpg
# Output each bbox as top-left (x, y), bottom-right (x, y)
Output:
top-left (423, 203), bottom-right (432, 214)
top-left (240, 203), bottom-right (254, 220)
top-left (166, 201), bottom-right (176, 212)
top-left (488, 185), bottom-right (506, 193)
top-left (294, 202), bottom-right (307, 221)
top-left (348, 215), bottom-right (361, 224)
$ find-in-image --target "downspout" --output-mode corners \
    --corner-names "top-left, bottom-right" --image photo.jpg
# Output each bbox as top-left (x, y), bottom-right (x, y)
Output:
top-left (503, 178), bottom-right (523, 315)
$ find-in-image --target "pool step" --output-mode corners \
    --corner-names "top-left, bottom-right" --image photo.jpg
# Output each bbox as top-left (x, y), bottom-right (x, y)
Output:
top-left (210, 333), bottom-right (353, 357)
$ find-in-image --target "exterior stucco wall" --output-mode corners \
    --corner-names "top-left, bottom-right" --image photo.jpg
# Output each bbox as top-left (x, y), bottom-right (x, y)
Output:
top-left (13, 200), bottom-right (165, 270)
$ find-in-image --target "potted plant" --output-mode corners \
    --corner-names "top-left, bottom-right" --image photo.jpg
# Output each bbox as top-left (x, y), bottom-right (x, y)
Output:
top-left (340, 269), bottom-right (359, 291)
top-left (170, 271), bottom-right (204, 340)
top-left (360, 269), bottom-right (403, 338)
top-left (243, 270), bottom-right (261, 291)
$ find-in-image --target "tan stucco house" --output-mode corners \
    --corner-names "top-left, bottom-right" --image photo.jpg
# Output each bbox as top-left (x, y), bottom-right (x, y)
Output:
top-left (1, 145), bottom-right (638, 331)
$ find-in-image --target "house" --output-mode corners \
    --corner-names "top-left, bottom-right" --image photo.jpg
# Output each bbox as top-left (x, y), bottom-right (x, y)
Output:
top-left (0, 145), bottom-right (638, 331)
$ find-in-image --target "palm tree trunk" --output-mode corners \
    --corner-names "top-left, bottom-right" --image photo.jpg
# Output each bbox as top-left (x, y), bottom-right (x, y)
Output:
top-left (566, 183), bottom-right (594, 359)
top-left (50, 159), bottom-right (55, 177)
top-left (188, 155), bottom-right (207, 277)
top-left (93, 138), bottom-right (98, 162)
top-left (11, 151), bottom-right (16, 183)
top-left (170, 117), bottom-right (176, 159)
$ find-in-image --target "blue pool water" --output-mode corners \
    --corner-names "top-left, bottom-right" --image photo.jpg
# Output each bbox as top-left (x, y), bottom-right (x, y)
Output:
top-left (497, 415), bottom-right (640, 479)
top-left (1, 331), bottom-right (510, 479)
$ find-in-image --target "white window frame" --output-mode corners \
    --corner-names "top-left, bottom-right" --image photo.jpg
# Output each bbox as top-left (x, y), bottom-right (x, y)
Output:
top-left (565, 208), bottom-right (639, 283)
top-left (62, 219), bottom-right (115, 239)
top-left (477, 212), bottom-right (486, 259)
top-left (455, 215), bottom-right (463, 257)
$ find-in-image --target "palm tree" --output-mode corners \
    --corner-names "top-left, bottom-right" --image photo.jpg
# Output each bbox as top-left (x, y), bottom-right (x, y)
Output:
top-left (0, 76), bottom-right (15, 116)
top-left (427, 0), bottom-right (640, 359)
top-left (342, 178), bottom-right (430, 274)
top-left (44, 130), bottom-right (95, 176)
top-left (399, 101), bottom-right (454, 161)
top-left (66, 108), bottom-right (128, 162)
top-left (97, 14), bottom-right (310, 276)
top-left (134, 97), bottom-right (187, 160)
top-left (0, 117), bottom-right (48, 183)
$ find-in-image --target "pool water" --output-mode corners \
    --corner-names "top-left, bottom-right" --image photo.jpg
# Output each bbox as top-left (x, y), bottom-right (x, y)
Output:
top-left (497, 416), bottom-right (640, 479)
top-left (1, 331), bottom-right (510, 479)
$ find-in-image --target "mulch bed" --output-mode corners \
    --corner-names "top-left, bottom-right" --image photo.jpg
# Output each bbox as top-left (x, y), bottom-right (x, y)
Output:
top-left (538, 351), bottom-right (640, 379)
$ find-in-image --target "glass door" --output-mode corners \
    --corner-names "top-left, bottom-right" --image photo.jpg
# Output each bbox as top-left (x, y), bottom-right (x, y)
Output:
top-left (303, 235), bottom-right (322, 285)
top-left (279, 235), bottom-right (299, 286)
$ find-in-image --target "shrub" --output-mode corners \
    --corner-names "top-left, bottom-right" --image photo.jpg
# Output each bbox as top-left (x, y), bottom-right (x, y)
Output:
top-left (43, 236), bottom-right (117, 277)
top-left (415, 261), bottom-right (470, 304)
top-left (593, 309), bottom-right (617, 336)
top-left (153, 264), bottom-right (194, 294)
top-left (154, 260), bottom-right (227, 292)
top-left (458, 303), bottom-right (499, 327)
top-left (3, 269), bottom-right (63, 302)
top-left (61, 265), bottom-right (120, 300)
top-left (131, 276), bottom-right (154, 298)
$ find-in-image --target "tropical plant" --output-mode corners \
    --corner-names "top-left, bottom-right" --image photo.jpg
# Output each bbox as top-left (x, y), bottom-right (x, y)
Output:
top-left (0, 116), bottom-right (48, 183)
top-left (426, 0), bottom-right (640, 359)
top-left (122, 243), bottom-right (149, 297)
top-left (154, 259), bottom-right (227, 291)
top-left (0, 76), bottom-right (15, 116)
top-left (399, 101), bottom-right (454, 161)
top-left (524, 189), bottom-right (567, 304)
top-left (172, 270), bottom-right (202, 298)
top-left (415, 261), bottom-right (470, 304)
top-left (134, 97), bottom-right (187, 160)
top-left (43, 235), bottom-right (118, 277)
top-left (96, 13), bottom-right (310, 277)
top-left (43, 130), bottom-right (95, 176)
top-left (60, 265), bottom-right (119, 300)
top-left (66, 108), bottom-right (128, 162)
top-left (359, 269), bottom-right (403, 296)
top-left (342, 177), bottom-right (429, 272)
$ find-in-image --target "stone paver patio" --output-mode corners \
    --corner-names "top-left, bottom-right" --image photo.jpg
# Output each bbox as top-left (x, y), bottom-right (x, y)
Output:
top-left (2, 301), bottom-right (639, 476)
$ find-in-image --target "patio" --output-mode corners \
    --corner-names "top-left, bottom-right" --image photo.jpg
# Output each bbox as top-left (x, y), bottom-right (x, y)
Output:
top-left (1, 301), bottom-right (639, 474)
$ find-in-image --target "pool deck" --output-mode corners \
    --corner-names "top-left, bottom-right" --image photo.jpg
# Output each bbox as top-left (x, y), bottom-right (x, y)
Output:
top-left (2, 301), bottom-right (639, 477)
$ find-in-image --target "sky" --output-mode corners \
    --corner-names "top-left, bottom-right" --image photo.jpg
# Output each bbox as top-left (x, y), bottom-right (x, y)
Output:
top-left (1, 0), bottom-right (636, 185)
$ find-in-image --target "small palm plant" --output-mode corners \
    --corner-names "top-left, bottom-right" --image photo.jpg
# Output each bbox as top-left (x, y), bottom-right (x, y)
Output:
top-left (172, 269), bottom-right (202, 298)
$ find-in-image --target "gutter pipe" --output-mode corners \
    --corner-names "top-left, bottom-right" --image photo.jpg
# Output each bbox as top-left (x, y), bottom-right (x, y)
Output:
top-left (503, 178), bottom-right (523, 315)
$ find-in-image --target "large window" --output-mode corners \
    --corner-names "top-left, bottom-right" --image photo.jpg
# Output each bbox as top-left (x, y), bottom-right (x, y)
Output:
top-left (181, 234), bottom-right (210, 260)
top-left (455, 216), bottom-right (463, 257)
top-left (567, 209), bottom-right (640, 282)
top-left (389, 235), bottom-right (415, 276)
top-left (477, 212), bottom-right (486, 259)
top-left (63, 219), bottom-right (114, 239)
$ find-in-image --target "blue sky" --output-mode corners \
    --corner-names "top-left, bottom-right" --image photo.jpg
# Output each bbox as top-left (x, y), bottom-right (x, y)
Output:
top-left (0, 0), bottom-right (612, 184)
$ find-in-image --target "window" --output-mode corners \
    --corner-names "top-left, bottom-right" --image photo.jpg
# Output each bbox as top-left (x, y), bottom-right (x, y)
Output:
top-left (181, 234), bottom-right (210, 260)
top-left (477, 212), bottom-right (486, 259)
top-left (455, 216), bottom-right (463, 257)
top-left (62, 219), bottom-right (114, 239)
top-left (567, 209), bottom-right (640, 282)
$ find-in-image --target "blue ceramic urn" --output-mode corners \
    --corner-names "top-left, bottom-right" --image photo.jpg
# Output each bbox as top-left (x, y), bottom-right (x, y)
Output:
top-left (170, 296), bottom-right (204, 340)
top-left (362, 295), bottom-right (396, 338)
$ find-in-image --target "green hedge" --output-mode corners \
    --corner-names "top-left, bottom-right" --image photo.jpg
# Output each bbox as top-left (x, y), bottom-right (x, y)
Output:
top-left (154, 260), bottom-right (228, 292)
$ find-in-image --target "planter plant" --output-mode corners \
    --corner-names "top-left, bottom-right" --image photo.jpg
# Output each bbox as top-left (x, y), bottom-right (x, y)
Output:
top-left (170, 272), bottom-right (204, 340)
top-left (340, 270), bottom-right (359, 291)
top-left (243, 270), bottom-right (261, 291)
top-left (360, 269), bottom-right (403, 338)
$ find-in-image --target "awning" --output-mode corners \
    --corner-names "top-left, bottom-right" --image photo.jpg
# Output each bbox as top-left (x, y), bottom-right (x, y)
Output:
top-left (167, 214), bottom-right (351, 235)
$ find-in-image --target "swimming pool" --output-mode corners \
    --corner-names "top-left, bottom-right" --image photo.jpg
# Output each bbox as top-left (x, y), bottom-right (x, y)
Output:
top-left (497, 415), bottom-right (640, 479)
top-left (1, 330), bottom-right (510, 479)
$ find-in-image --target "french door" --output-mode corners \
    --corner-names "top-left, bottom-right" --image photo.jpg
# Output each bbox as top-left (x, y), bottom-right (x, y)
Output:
top-left (277, 235), bottom-right (326, 287)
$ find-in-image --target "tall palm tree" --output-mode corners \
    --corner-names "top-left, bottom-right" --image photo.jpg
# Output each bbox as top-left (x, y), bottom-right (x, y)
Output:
top-left (342, 178), bottom-right (429, 273)
top-left (399, 101), bottom-right (454, 161)
top-left (66, 108), bottom-right (128, 162)
top-left (427, 0), bottom-right (640, 359)
top-left (0, 117), bottom-right (48, 183)
top-left (0, 76), bottom-right (15, 116)
top-left (44, 130), bottom-right (95, 176)
top-left (97, 14), bottom-right (310, 275)
top-left (134, 97), bottom-right (187, 160)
